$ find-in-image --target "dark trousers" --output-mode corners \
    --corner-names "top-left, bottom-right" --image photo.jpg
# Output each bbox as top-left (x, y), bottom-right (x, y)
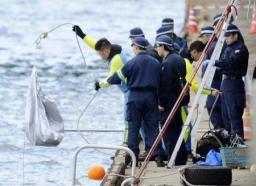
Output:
top-left (160, 107), bottom-right (188, 164)
top-left (221, 79), bottom-right (246, 139)
top-left (221, 92), bottom-right (245, 139)
top-left (126, 91), bottom-right (163, 158)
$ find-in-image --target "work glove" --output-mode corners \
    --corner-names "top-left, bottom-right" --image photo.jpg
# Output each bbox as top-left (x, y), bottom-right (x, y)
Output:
top-left (72, 25), bottom-right (86, 39)
top-left (94, 81), bottom-right (100, 91)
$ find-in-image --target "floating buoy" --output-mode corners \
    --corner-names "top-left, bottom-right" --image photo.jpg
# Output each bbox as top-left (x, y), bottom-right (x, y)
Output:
top-left (87, 164), bottom-right (106, 180)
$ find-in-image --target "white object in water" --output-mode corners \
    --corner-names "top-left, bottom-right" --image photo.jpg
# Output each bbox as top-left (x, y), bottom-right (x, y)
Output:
top-left (25, 66), bottom-right (64, 146)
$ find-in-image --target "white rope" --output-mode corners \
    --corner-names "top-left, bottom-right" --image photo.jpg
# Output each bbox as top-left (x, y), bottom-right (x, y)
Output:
top-left (34, 23), bottom-right (86, 66)
top-left (102, 171), bottom-right (178, 181)
top-left (76, 91), bottom-right (98, 144)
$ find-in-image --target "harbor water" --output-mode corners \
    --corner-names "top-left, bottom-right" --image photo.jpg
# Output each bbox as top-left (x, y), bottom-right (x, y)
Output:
top-left (0, 0), bottom-right (185, 185)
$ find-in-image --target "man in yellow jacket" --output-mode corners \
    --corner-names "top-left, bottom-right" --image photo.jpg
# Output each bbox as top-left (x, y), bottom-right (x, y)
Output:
top-left (177, 41), bottom-right (217, 156)
top-left (72, 25), bottom-right (129, 143)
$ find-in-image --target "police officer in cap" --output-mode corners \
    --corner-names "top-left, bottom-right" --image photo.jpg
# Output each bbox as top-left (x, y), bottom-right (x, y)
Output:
top-left (214, 24), bottom-right (249, 139)
top-left (108, 37), bottom-right (165, 167)
top-left (199, 25), bottom-right (224, 130)
top-left (156, 35), bottom-right (188, 165)
top-left (157, 18), bottom-right (188, 58)
top-left (199, 26), bottom-right (214, 44)
top-left (129, 27), bottom-right (162, 62)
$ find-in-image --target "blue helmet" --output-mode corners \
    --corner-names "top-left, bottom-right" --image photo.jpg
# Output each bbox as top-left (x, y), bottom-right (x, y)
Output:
top-left (129, 27), bottom-right (145, 38)
top-left (199, 26), bottom-right (214, 37)
top-left (162, 18), bottom-right (174, 27)
top-left (213, 14), bottom-right (222, 26)
top-left (156, 26), bottom-right (172, 38)
top-left (132, 37), bottom-right (149, 49)
top-left (224, 24), bottom-right (240, 36)
top-left (155, 35), bottom-right (174, 51)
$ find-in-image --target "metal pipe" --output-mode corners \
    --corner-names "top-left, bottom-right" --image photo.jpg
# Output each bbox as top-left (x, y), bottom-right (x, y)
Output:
top-left (72, 144), bottom-right (136, 186)
top-left (121, 177), bottom-right (135, 186)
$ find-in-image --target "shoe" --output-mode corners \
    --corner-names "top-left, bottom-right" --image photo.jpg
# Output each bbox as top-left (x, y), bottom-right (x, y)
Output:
top-left (125, 155), bottom-right (139, 167)
top-left (156, 156), bottom-right (165, 167)
top-left (138, 151), bottom-right (148, 161)
top-left (138, 152), bottom-right (157, 161)
top-left (188, 153), bottom-right (194, 159)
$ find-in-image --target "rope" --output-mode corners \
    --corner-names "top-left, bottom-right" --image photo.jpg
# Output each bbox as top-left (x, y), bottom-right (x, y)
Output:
top-left (76, 91), bottom-right (98, 143)
top-left (34, 22), bottom-right (86, 66)
top-left (95, 170), bottom-right (178, 183)
top-left (179, 165), bottom-right (194, 186)
top-left (208, 93), bottom-right (220, 129)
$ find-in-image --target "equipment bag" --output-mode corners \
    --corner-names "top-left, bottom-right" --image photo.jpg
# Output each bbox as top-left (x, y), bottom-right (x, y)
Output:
top-left (25, 66), bottom-right (64, 146)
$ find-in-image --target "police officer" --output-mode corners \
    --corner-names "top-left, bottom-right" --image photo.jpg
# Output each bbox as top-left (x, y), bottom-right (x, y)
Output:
top-left (156, 35), bottom-right (188, 165)
top-left (200, 26), bottom-right (225, 130)
top-left (129, 27), bottom-right (161, 62)
top-left (157, 18), bottom-right (188, 58)
top-left (214, 24), bottom-right (249, 139)
top-left (213, 13), bottom-right (234, 27)
top-left (199, 26), bottom-right (214, 45)
top-left (129, 27), bottom-right (145, 41)
top-left (72, 25), bottom-right (129, 143)
top-left (213, 14), bottom-right (222, 27)
top-left (107, 37), bottom-right (165, 167)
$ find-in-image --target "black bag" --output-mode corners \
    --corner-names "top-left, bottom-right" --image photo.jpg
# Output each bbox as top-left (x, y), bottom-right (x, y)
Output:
top-left (195, 129), bottom-right (230, 159)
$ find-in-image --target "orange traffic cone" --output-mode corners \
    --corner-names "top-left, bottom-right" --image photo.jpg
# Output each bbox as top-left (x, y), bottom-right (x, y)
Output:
top-left (250, 7), bottom-right (256, 34)
top-left (188, 8), bottom-right (198, 33)
top-left (243, 96), bottom-right (252, 140)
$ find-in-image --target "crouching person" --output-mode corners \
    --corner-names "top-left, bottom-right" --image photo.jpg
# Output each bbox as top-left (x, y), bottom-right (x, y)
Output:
top-left (156, 35), bottom-right (188, 165)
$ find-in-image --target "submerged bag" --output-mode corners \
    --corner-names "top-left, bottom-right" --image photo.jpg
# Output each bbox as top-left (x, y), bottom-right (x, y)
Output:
top-left (25, 66), bottom-right (64, 146)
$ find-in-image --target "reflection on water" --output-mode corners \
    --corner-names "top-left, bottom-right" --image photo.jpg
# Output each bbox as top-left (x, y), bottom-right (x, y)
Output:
top-left (0, 0), bottom-right (185, 185)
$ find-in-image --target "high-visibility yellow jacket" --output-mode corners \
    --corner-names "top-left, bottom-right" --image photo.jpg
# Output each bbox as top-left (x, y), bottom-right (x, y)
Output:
top-left (83, 35), bottom-right (128, 92)
top-left (182, 59), bottom-right (212, 136)
top-left (184, 58), bottom-right (211, 95)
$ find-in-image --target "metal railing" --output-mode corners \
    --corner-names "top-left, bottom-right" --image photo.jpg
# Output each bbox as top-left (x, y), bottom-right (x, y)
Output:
top-left (72, 144), bottom-right (136, 186)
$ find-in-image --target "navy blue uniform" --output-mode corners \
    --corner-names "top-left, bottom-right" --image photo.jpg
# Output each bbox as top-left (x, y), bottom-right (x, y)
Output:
top-left (215, 40), bottom-right (249, 139)
top-left (108, 52), bottom-right (163, 158)
top-left (173, 33), bottom-right (188, 58)
top-left (202, 39), bottom-right (224, 129)
top-left (159, 52), bottom-right (188, 164)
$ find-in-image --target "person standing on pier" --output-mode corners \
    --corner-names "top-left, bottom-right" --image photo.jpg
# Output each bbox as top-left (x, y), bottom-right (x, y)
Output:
top-left (107, 37), bottom-right (165, 167)
top-left (214, 24), bottom-right (249, 140)
top-left (156, 35), bottom-right (188, 165)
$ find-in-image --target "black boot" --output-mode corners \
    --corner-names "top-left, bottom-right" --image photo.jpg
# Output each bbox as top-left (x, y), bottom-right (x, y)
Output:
top-left (155, 156), bottom-right (165, 167)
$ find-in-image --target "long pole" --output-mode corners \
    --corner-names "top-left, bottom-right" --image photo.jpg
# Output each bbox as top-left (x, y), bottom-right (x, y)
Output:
top-left (167, 0), bottom-right (238, 168)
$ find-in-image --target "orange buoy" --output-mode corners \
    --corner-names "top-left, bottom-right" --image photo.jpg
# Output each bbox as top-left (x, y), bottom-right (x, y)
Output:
top-left (87, 164), bottom-right (106, 180)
